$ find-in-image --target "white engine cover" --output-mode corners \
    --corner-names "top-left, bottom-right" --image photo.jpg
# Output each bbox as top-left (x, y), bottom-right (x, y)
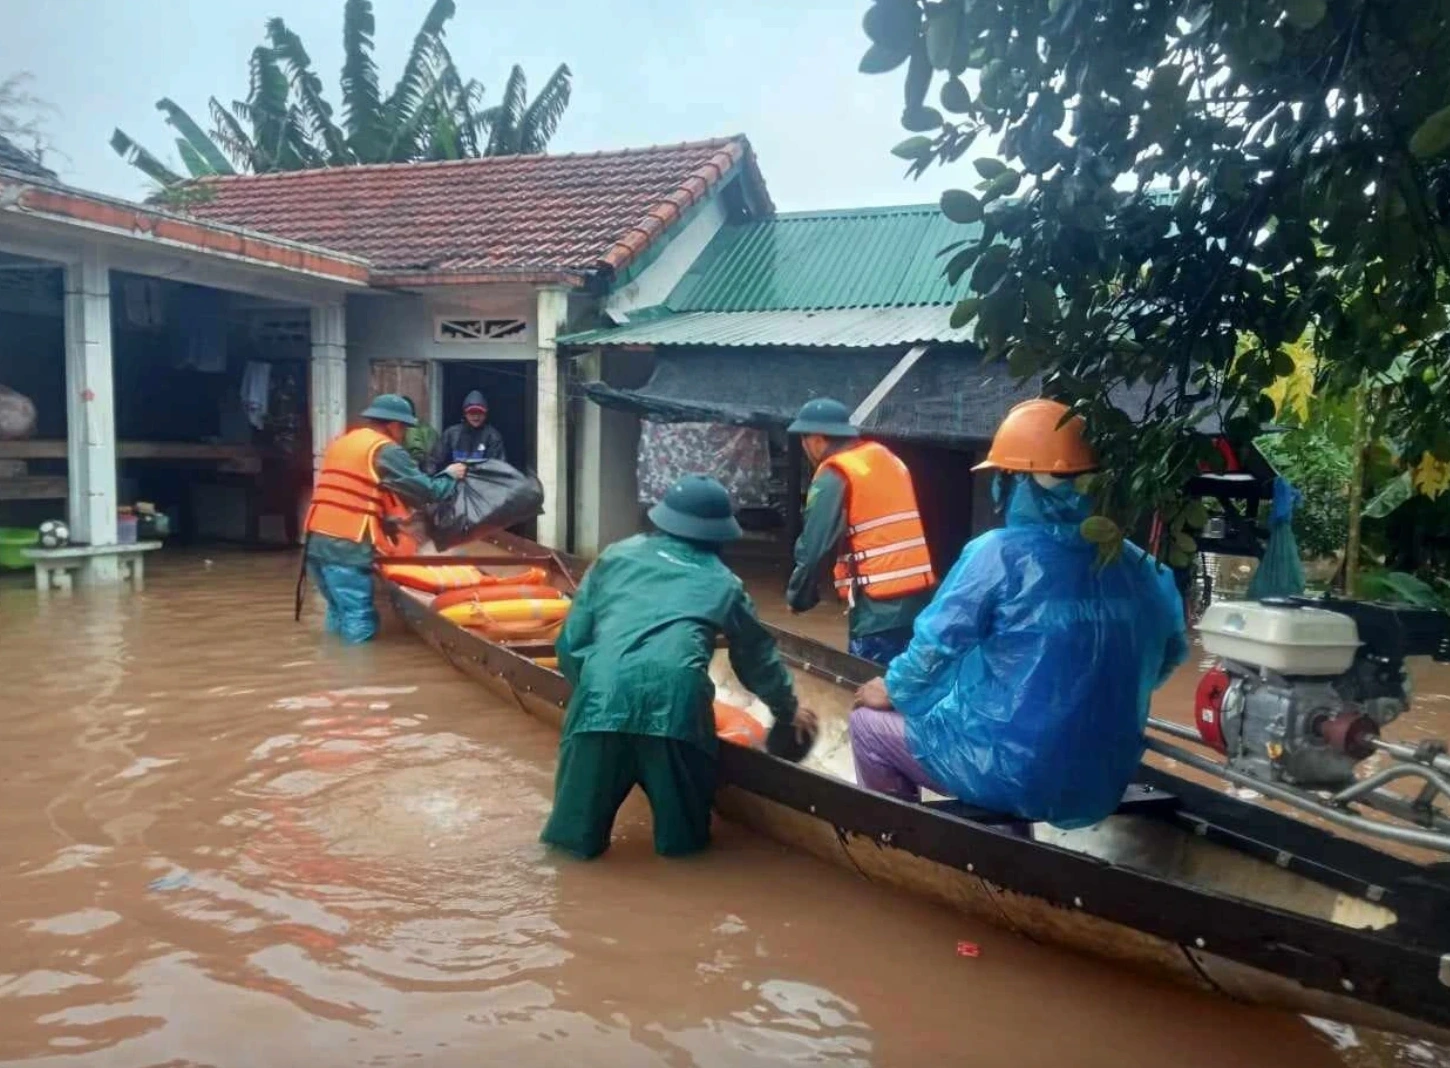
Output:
top-left (1198, 602), bottom-right (1361, 676)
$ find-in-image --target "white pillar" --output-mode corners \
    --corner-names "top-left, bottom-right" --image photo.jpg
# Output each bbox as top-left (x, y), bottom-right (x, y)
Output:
top-left (310, 303), bottom-right (348, 475)
top-left (535, 287), bottom-right (571, 549)
top-left (574, 348), bottom-right (604, 556)
top-left (64, 245), bottom-right (118, 580)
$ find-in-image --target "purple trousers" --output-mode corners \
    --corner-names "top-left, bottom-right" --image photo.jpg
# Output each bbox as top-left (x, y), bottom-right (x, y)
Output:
top-left (848, 705), bottom-right (946, 802)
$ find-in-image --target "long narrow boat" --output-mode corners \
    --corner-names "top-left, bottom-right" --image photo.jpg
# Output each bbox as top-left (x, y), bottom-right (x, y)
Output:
top-left (382, 531), bottom-right (1450, 1044)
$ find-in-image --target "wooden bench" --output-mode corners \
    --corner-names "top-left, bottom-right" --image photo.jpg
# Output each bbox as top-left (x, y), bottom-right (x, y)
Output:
top-left (23, 541), bottom-right (163, 592)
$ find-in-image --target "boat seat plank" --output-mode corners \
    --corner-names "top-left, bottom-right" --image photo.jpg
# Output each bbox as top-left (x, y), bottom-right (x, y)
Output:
top-left (920, 783), bottom-right (1180, 826)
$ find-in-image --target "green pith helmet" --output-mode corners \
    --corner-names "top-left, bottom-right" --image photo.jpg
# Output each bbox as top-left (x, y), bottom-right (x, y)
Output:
top-left (360, 393), bottom-right (418, 427)
top-left (648, 475), bottom-right (743, 543)
top-left (787, 397), bottom-right (859, 438)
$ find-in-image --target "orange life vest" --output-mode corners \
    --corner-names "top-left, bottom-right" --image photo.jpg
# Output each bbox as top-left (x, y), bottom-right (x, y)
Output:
top-left (304, 427), bottom-right (413, 555)
top-left (817, 440), bottom-right (936, 603)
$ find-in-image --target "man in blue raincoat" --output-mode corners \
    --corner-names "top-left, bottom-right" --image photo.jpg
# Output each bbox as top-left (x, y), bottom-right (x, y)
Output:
top-left (849, 399), bottom-right (1189, 830)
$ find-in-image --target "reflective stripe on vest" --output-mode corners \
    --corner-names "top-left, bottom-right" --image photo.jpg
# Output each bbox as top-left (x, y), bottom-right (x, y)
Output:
top-left (304, 427), bottom-right (407, 549)
top-left (817, 440), bottom-right (936, 603)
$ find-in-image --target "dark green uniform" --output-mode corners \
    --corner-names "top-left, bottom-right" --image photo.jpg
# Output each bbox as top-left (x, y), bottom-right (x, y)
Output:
top-left (541, 532), bottom-right (799, 858)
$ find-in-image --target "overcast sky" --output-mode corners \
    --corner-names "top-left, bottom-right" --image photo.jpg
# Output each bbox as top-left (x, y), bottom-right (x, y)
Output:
top-left (0, 0), bottom-right (973, 212)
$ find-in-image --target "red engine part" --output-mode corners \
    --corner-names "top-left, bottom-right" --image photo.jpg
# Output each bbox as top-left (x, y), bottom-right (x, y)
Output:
top-left (1317, 712), bottom-right (1379, 760)
top-left (1194, 667), bottom-right (1232, 752)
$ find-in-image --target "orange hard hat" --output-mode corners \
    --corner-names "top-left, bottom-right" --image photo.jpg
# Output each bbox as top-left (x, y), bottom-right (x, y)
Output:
top-left (972, 398), bottom-right (1097, 475)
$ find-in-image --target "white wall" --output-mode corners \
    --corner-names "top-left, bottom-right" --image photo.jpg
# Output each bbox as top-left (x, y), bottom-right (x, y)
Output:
top-left (603, 193), bottom-right (730, 317)
top-left (344, 284), bottom-right (540, 418)
top-left (573, 348), bottom-right (654, 557)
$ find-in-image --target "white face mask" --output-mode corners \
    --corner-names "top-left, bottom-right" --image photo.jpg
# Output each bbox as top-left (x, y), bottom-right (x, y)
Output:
top-left (1032, 473), bottom-right (1068, 490)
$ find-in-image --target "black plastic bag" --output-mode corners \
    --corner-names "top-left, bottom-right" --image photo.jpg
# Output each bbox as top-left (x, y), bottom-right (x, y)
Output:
top-left (427, 460), bottom-right (545, 550)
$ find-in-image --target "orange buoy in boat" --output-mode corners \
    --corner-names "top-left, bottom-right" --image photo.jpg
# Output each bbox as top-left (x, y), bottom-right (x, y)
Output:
top-left (465, 619), bottom-right (564, 642)
top-left (431, 584), bottom-right (565, 611)
top-left (378, 563), bottom-right (485, 593)
top-left (714, 700), bottom-right (767, 747)
top-left (478, 566), bottom-right (550, 587)
top-left (439, 598), bottom-right (570, 627)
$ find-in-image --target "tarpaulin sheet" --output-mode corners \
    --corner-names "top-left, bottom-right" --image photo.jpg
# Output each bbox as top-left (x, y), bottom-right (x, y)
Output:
top-left (583, 347), bottom-right (1224, 445)
top-left (581, 348), bottom-right (901, 429)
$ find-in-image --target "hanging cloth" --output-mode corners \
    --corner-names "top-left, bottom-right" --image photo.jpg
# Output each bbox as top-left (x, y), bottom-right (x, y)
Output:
top-left (241, 361), bottom-right (271, 430)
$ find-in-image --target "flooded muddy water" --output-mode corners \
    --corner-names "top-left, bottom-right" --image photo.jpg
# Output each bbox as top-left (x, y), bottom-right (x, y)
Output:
top-left (0, 550), bottom-right (1431, 1067)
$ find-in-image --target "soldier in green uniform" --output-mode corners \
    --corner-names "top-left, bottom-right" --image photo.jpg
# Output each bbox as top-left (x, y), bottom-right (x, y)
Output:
top-left (541, 475), bottom-right (816, 859)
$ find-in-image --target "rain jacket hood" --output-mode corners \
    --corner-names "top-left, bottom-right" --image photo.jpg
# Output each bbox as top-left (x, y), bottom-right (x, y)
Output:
top-left (884, 476), bottom-right (1188, 829)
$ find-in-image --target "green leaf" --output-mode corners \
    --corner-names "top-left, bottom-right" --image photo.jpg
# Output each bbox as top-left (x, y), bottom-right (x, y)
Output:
top-left (1024, 276), bottom-right (1059, 324)
top-left (941, 77), bottom-right (972, 114)
top-left (925, 2), bottom-right (962, 69)
top-left (1363, 470), bottom-right (1414, 518)
top-left (944, 246), bottom-right (978, 285)
top-left (1282, 0), bottom-right (1326, 30)
top-left (1184, 500), bottom-right (1210, 528)
top-left (904, 40), bottom-right (932, 111)
top-left (1080, 516), bottom-right (1122, 545)
top-left (860, 41), bottom-right (914, 74)
top-left (862, 0), bottom-right (922, 52)
top-left (983, 169), bottom-right (1022, 200)
top-left (941, 188), bottom-right (983, 224)
top-left (891, 135), bottom-right (935, 160)
top-left (902, 105), bottom-right (944, 132)
top-left (1173, 530), bottom-right (1198, 555)
top-left (973, 157), bottom-right (1008, 179)
top-left (949, 297), bottom-right (980, 328)
top-left (970, 243), bottom-right (1011, 293)
top-left (1008, 345), bottom-right (1044, 377)
top-left (1410, 104), bottom-right (1450, 159)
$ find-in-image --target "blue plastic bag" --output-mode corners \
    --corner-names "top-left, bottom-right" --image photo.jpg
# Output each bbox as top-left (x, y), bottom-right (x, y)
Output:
top-left (884, 476), bottom-right (1189, 829)
top-left (1246, 477), bottom-right (1306, 601)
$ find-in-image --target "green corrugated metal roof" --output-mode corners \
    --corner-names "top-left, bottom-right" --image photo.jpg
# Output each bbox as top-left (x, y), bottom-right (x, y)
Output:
top-left (667, 205), bottom-right (980, 311)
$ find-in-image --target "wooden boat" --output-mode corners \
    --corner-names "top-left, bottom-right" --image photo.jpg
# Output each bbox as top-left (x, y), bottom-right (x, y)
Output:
top-left (381, 531), bottom-right (1450, 1044)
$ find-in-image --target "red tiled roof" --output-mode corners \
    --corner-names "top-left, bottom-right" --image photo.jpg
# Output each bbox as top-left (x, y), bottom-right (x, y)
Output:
top-left (186, 136), bottom-right (770, 287)
top-left (0, 176), bottom-right (369, 286)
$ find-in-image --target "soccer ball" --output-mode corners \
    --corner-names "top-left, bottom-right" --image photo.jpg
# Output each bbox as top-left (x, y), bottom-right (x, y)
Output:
top-left (37, 519), bottom-right (69, 549)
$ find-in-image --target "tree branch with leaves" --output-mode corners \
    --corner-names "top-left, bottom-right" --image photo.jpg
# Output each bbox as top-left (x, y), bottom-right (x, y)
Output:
top-left (863, 0), bottom-right (1450, 568)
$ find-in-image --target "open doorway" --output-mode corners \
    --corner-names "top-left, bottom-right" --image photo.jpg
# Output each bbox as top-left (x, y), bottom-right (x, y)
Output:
top-left (437, 360), bottom-right (536, 472)
top-left (438, 359), bottom-right (537, 540)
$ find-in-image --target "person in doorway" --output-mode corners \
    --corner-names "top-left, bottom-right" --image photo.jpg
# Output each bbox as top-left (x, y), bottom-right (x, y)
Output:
top-left (401, 395), bottom-right (440, 469)
top-left (785, 398), bottom-right (937, 665)
top-left (541, 475), bottom-right (816, 859)
top-left (430, 390), bottom-right (507, 472)
top-left (303, 393), bottom-right (466, 643)
top-left (848, 398), bottom-right (1190, 829)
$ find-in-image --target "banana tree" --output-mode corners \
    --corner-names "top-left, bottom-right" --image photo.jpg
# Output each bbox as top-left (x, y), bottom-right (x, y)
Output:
top-left (110, 0), bottom-right (573, 187)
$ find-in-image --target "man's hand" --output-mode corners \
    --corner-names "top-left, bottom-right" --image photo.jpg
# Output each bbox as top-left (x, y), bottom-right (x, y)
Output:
top-left (855, 677), bottom-right (893, 710)
top-left (444, 462), bottom-right (467, 480)
top-left (791, 706), bottom-right (819, 744)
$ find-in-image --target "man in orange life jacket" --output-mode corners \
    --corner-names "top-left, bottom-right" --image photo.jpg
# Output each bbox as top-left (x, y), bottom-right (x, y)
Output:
top-left (304, 393), bottom-right (466, 643)
top-left (785, 398), bottom-right (937, 665)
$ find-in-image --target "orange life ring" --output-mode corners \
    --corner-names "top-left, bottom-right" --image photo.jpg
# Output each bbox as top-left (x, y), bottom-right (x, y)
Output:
top-left (378, 563), bottom-right (486, 593)
top-left (714, 700), bottom-right (767, 747)
top-left (431, 584), bottom-right (566, 611)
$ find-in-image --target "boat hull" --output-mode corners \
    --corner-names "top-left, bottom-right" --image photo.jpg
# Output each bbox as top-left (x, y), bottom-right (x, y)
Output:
top-left (381, 535), bottom-right (1450, 1044)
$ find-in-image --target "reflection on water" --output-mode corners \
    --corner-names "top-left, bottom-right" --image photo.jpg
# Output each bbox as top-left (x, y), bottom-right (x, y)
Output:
top-left (0, 550), bottom-right (1401, 1066)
